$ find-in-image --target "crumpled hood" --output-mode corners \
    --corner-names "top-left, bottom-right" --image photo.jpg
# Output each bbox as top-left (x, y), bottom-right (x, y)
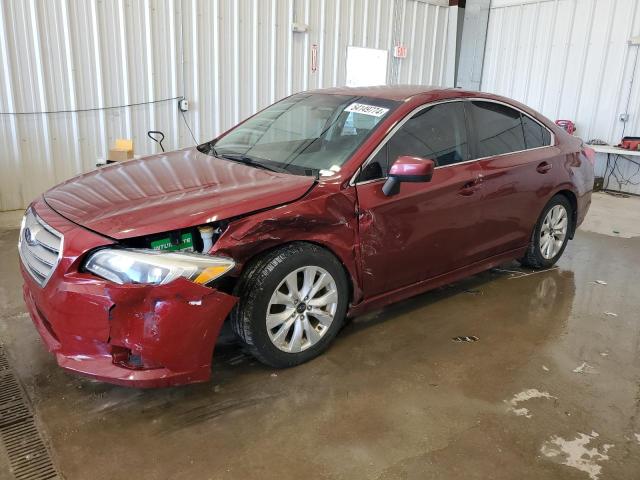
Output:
top-left (44, 147), bottom-right (316, 239)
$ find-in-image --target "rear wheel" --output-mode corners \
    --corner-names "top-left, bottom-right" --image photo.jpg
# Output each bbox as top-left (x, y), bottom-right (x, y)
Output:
top-left (519, 195), bottom-right (572, 269)
top-left (231, 243), bottom-right (348, 368)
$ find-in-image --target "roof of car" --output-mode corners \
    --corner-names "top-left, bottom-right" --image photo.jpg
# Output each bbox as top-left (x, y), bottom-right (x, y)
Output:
top-left (305, 85), bottom-right (559, 136)
top-left (307, 85), bottom-right (466, 101)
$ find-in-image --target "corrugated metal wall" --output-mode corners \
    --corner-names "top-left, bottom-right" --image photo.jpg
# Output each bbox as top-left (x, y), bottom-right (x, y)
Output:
top-left (0, 0), bottom-right (456, 211)
top-left (482, 0), bottom-right (640, 194)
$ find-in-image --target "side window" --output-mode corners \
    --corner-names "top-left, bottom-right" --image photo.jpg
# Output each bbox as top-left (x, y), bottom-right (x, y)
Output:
top-left (469, 101), bottom-right (526, 157)
top-left (387, 102), bottom-right (470, 167)
top-left (359, 144), bottom-right (388, 182)
top-left (522, 114), bottom-right (551, 149)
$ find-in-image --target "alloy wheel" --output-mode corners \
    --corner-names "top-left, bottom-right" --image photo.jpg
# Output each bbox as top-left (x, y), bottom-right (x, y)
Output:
top-left (266, 266), bottom-right (338, 353)
top-left (539, 204), bottom-right (568, 259)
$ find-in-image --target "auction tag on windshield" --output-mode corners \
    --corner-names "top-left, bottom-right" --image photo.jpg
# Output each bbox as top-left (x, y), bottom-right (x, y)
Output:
top-left (345, 103), bottom-right (389, 117)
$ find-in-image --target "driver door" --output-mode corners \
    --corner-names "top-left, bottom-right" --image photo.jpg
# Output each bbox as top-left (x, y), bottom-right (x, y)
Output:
top-left (354, 101), bottom-right (485, 297)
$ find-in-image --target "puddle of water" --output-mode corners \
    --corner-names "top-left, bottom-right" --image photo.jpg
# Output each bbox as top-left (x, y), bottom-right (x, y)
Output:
top-left (540, 431), bottom-right (613, 480)
top-left (505, 389), bottom-right (555, 418)
top-left (573, 362), bottom-right (598, 374)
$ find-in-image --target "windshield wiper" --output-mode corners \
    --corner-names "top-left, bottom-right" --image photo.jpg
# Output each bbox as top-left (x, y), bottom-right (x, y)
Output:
top-left (217, 153), bottom-right (287, 174)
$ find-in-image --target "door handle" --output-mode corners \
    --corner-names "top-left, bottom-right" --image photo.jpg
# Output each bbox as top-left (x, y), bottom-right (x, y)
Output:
top-left (459, 181), bottom-right (477, 196)
top-left (458, 174), bottom-right (483, 196)
top-left (536, 161), bottom-right (552, 174)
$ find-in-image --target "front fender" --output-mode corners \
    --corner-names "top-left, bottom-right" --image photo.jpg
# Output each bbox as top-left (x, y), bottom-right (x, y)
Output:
top-left (211, 186), bottom-right (364, 304)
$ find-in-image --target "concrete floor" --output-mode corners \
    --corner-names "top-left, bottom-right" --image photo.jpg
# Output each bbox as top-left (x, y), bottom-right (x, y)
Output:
top-left (1, 193), bottom-right (640, 480)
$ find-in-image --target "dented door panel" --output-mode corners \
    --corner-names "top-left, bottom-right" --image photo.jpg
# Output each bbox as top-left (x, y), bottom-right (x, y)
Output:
top-left (354, 161), bottom-right (484, 296)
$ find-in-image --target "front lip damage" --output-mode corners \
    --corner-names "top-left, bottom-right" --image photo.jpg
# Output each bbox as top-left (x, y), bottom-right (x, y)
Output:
top-left (107, 278), bottom-right (238, 378)
top-left (22, 269), bottom-right (238, 388)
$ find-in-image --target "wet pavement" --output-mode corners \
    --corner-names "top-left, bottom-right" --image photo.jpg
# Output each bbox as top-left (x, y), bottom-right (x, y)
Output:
top-left (1, 194), bottom-right (640, 480)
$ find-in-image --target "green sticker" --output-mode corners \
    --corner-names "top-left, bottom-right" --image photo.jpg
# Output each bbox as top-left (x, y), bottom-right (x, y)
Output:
top-left (150, 232), bottom-right (193, 252)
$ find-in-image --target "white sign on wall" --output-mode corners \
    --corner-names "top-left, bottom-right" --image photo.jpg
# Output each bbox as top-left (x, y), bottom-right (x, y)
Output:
top-left (345, 46), bottom-right (388, 87)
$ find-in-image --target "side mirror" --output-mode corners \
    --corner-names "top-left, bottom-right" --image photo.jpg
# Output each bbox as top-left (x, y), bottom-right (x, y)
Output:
top-left (382, 156), bottom-right (435, 196)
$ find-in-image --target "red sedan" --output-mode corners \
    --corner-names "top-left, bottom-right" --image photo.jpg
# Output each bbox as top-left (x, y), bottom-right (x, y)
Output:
top-left (19, 86), bottom-right (594, 387)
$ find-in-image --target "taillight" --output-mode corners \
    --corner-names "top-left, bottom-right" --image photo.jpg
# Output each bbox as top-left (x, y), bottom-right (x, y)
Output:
top-left (583, 146), bottom-right (596, 167)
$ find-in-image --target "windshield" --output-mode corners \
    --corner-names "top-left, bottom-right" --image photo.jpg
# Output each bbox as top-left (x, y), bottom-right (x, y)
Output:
top-left (201, 93), bottom-right (399, 176)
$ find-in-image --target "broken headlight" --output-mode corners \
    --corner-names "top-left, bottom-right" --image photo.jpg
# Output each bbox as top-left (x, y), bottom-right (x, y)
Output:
top-left (84, 249), bottom-right (234, 286)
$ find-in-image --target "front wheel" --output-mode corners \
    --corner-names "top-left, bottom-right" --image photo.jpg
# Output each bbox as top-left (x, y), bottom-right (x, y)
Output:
top-left (519, 194), bottom-right (572, 269)
top-left (231, 243), bottom-right (349, 368)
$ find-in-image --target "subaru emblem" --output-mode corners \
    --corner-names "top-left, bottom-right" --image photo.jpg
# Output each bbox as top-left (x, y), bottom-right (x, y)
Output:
top-left (24, 227), bottom-right (37, 246)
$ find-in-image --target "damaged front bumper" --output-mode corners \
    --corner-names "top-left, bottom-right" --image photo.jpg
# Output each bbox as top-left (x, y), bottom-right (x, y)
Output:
top-left (20, 200), bottom-right (238, 388)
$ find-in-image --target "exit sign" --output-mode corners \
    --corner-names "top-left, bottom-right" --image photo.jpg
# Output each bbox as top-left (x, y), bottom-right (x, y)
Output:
top-left (393, 45), bottom-right (407, 58)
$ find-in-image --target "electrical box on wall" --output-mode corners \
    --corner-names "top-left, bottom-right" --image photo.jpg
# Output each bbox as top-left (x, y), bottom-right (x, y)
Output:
top-left (292, 22), bottom-right (308, 33)
top-left (178, 98), bottom-right (189, 112)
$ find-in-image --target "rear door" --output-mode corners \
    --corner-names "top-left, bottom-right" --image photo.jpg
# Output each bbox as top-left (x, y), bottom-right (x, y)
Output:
top-left (354, 101), bottom-right (485, 297)
top-left (466, 100), bottom-right (559, 257)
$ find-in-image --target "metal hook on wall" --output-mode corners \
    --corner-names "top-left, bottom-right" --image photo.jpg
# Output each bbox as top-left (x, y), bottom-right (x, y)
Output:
top-left (147, 130), bottom-right (166, 152)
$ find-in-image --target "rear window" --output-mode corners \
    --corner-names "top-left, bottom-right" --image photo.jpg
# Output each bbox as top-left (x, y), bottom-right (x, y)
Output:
top-left (522, 115), bottom-right (551, 149)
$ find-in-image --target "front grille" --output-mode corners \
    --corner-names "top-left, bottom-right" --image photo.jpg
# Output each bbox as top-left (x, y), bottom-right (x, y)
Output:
top-left (18, 209), bottom-right (63, 287)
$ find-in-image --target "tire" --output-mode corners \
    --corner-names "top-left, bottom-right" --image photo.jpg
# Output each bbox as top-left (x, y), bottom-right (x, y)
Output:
top-left (519, 194), bottom-right (573, 269)
top-left (230, 242), bottom-right (349, 368)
